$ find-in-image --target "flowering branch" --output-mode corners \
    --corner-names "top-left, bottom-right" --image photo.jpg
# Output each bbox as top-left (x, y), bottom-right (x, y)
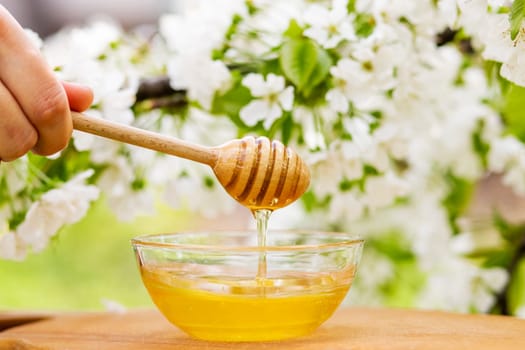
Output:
top-left (135, 77), bottom-right (183, 102)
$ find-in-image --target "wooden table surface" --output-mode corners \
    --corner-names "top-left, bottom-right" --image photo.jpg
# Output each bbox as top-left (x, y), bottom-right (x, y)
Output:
top-left (1, 307), bottom-right (524, 350)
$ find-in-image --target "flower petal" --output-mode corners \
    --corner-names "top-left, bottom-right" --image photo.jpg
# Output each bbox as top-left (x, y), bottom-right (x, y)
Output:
top-left (240, 99), bottom-right (271, 126)
top-left (242, 73), bottom-right (268, 97)
top-left (278, 86), bottom-right (294, 111)
top-left (0, 232), bottom-right (26, 261)
top-left (304, 27), bottom-right (329, 46)
top-left (263, 102), bottom-right (283, 129)
top-left (265, 73), bottom-right (285, 92)
top-left (326, 88), bottom-right (349, 113)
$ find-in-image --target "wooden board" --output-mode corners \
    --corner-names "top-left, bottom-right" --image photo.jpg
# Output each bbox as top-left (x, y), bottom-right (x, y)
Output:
top-left (0, 312), bottom-right (53, 332)
top-left (1, 307), bottom-right (524, 350)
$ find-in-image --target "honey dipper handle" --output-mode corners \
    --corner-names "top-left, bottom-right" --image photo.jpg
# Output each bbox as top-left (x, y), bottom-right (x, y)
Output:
top-left (71, 112), bottom-right (217, 166)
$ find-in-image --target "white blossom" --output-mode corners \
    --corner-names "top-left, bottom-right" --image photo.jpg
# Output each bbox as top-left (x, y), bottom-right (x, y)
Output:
top-left (160, 0), bottom-right (246, 55)
top-left (326, 58), bottom-right (362, 113)
top-left (44, 18), bottom-right (122, 65)
top-left (14, 171), bottom-right (99, 255)
top-left (292, 106), bottom-right (326, 150)
top-left (303, 0), bottom-right (356, 49)
top-left (367, 123), bottom-right (409, 168)
top-left (227, 2), bottom-right (303, 59)
top-left (343, 117), bottom-right (374, 151)
top-left (240, 73), bottom-right (294, 129)
top-left (326, 38), bottom-right (397, 113)
top-left (363, 172), bottom-right (409, 211)
top-left (168, 55), bottom-right (231, 110)
top-left (164, 165), bottom-right (237, 219)
top-left (328, 190), bottom-right (365, 223)
top-left (178, 108), bottom-right (238, 148)
top-left (89, 70), bottom-right (137, 125)
top-left (488, 137), bottom-right (525, 195)
top-left (340, 141), bottom-right (365, 180)
top-left (308, 148), bottom-right (346, 197)
top-left (480, 13), bottom-right (525, 87)
top-left (0, 158), bottom-right (29, 197)
top-left (0, 232), bottom-right (26, 261)
top-left (456, 0), bottom-right (489, 36)
top-left (416, 258), bottom-right (507, 313)
top-left (348, 249), bottom-right (394, 306)
top-left (97, 158), bottom-right (154, 221)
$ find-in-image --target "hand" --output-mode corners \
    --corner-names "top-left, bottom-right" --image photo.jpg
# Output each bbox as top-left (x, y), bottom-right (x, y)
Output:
top-left (0, 5), bottom-right (93, 162)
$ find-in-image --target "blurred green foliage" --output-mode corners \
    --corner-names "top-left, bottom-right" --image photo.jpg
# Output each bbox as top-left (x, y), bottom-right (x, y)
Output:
top-left (502, 83), bottom-right (525, 142)
top-left (508, 257), bottom-right (525, 314)
top-left (0, 199), bottom-right (191, 311)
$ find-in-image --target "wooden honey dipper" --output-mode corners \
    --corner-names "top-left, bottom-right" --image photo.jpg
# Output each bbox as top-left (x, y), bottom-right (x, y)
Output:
top-left (71, 112), bottom-right (310, 211)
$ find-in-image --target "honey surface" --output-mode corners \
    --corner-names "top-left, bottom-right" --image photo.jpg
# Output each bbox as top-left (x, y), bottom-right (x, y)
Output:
top-left (141, 266), bottom-right (352, 341)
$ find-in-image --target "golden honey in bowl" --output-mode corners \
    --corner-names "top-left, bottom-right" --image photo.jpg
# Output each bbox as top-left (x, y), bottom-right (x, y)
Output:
top-left (140, 265), bottom-right (356, 341)
top-left (132, 230), bottom-right (363, 342)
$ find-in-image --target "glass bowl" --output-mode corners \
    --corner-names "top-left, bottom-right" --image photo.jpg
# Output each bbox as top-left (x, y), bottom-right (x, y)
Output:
top-left (132, 230), bottom-right (364, 342)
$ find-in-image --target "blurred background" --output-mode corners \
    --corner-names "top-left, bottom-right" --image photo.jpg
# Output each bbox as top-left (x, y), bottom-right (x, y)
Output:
top-left (2, 0), bottom-right (523, 315)
top-left (1, 0), bottom-right (172, 37)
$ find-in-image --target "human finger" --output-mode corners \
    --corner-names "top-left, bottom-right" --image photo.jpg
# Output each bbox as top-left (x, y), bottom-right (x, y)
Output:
top-left (62, 81), bottom-right (94, 112)
top-left (0, 81), bottom-right (37, 161)
top-left (0, 5), bottom-right (72, 156)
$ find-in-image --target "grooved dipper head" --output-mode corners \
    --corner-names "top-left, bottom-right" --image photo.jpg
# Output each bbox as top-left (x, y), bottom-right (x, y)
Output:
top-left (212, 136), bottom-right (310, 211)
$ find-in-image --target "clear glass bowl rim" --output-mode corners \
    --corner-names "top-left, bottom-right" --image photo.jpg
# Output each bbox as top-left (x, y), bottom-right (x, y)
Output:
top-left (131, 230), bottom-right (364, 253)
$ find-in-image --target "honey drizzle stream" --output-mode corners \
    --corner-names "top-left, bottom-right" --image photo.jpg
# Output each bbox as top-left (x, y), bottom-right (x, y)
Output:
top-left (254, 209), bottom-right (272, 292)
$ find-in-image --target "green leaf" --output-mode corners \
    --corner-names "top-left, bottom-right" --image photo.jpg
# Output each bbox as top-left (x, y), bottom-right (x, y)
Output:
top-left (508, 257), bottom-right (525, 314)
top-left (379, 259), bottom-right (426, 308)
top-left (300, 190), bottom-right (330, 213)
top-left (301, 191), bottom-right (317, 212)
top-left (510, 0), bottom-right (525, 40)
top-left (441, 174), bottom-right (474, 234)
top-left (361, 236), bottom-right (426, 307)
top-left (369, 231), bottom-right (415, 261)
top-left (482, 249), bottom-right (514, 268)
top-left (494, 213), bottom-right (525, 244)
top-left (279, 38), bottom-right (332, 96)
top-left (279, 38), bottom-right (318, 91)
top-left (354, 13), bottom-right (376, 38)
top-left (203, 176), bottom-right (215, 189)
top-left (303, 47), bottom-right (332, 97)
top-left (502, 82), bottom-right (525, 142)
top-left (211, 81), bottom-right (252, 128)
top-left (283, 19), bottom-right (303, 39)
top-left (347, 0), bottom-right (356, 13)
top-left (472, 119), bottom-right (490, 169)
top-left (8, 210), bottom-right (27, 231)
top-left (280, 112), bottom-right (294, 145)
top-left (131, 178), bottom-right (146, 191)
top-left (28, 146), bottom-right (93, 184)
top-left (339, 178), bottom-right (354, 192)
